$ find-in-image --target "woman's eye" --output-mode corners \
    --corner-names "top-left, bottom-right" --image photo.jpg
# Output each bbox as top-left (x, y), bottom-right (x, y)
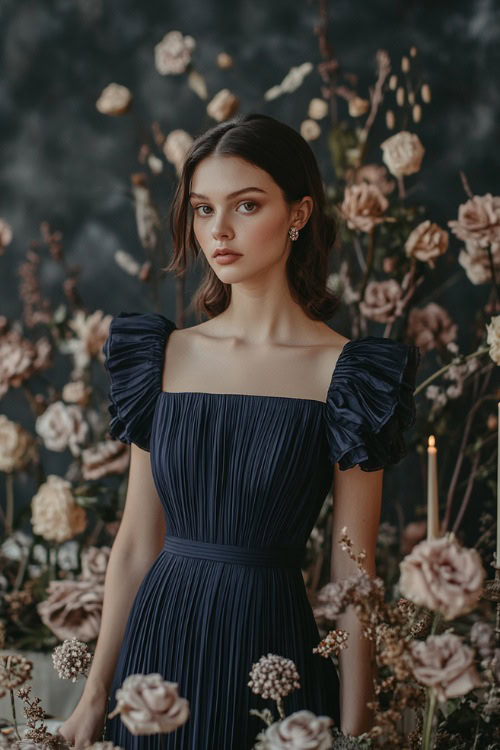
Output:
top-left (238, 201), bottom-right (257, 212)
top-left (193, 201), bottom-right (257, 217)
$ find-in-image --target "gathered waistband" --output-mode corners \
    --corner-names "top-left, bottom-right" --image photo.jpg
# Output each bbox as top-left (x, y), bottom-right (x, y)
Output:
top-left (162, 535), bottom-right (306, 569)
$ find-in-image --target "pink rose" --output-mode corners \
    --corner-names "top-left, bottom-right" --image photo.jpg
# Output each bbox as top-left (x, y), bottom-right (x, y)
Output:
top-left (409, 633), bottom-right (482, 703)
top-left (399, 535), bottom-right (486, 620)
top-left (37, 579), bottom-right (103, 642)
top-left (256, 710), bottom-right (334, 750)
top-left (108, 673), bottom-right (189, 735)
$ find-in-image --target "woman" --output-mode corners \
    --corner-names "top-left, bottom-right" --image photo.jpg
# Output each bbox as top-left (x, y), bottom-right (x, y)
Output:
top-left (58, 113), bottom-right (420, 749)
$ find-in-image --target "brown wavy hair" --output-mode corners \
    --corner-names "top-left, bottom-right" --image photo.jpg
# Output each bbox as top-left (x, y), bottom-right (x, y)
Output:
top-left (164, 112), bottom-right (341, 322)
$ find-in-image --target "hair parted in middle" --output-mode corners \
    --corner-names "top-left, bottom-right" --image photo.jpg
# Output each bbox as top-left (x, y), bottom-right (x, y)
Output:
top-left (164, 112), bottom-right (341, 322)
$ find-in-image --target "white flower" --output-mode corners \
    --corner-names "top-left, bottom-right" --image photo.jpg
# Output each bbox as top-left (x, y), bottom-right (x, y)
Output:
top-left (31, 475), bottom-right (87, 543)
top-left (380, 130), bottom-right (425, 177)
top-left (486, 315), bottom-right (500, 365)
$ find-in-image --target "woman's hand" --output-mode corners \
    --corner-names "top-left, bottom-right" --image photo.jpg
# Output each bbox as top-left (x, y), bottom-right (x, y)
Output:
top-left (57, 691), bottom-right (108, 750)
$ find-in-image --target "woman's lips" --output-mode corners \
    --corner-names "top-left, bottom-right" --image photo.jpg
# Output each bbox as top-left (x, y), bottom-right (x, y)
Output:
top-left (214, 253), bottom-right (243, 265)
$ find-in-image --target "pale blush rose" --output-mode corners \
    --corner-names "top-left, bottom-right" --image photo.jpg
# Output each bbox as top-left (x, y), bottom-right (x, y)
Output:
top-left (399, 535), bottom-right (486, 620)
top-left (458, 239), bottom-right (500, 285)
top-left (350, 163), bottom-right (396, 196)
top-left (0, 218), bottom-right (13, 254)
top-left (409, 633), bottom-right (482, 703)
top-left (37, 579), bottom-right (104, 641)
top-left (31, 475), bottom-right (87, 543)
top-left (407, 303), bottom-right (458, 354)
top-left (359, 279), bottom-right (404, 323)
top-left (0, 415), bottom-right (37, 473)
top-left (96, 84), bottom-right (132, 116)
top-left (256, 710), bottom-right (333, 750)
top-left (308, 98), bottom-right (328, 120)
top-left (80, 546), bottom-right (111, 584)
top-left (300, 119), bottom-right (321, 141)
top-left (405, 220), bottom-right (449, 268)
top-left (62, 380), bottom-right (92, 406)
top-left (206, 89), bottom-right (239, 122)
top-left (380, 131), bottom-right (425, 177)
top-left (348, 96), bottom-right (370, 117)
top-left (108, 673), bottom-right (190, 735)
top-left (67, 310), bottom-right (113, 363)
top-left (35, 400), bottom-right (89, 457)
top-left (0, 329), bottom-right (52, 398)
top-left (81, 440), bottom-right (130, 480)
top-left (448, 193), bottom-right (500, 248)
top-left (340, 183), bottom-right (389, 233)
top-left (154, 31), bottom-right (196, 75)
top-left (485, 315), bottom-right (500, 365)
top-left (162, 129), bottom-right (193, 176)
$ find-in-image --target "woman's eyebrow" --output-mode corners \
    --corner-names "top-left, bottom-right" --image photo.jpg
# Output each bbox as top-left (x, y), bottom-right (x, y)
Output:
top-left (189, 187), bottom-right (268, 199)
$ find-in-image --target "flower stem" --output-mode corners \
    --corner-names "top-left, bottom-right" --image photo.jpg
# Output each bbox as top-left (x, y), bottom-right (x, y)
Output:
top-left (9, 689), bottom-right (22, 741)
top-left (421, 688), bottom-right (437, 750)
top-left (414, 346), bottom-right (490, 397)
top-left (276, 697), bottom-right (285, 720)
top-left (430, 611), bottom-right (442, 635)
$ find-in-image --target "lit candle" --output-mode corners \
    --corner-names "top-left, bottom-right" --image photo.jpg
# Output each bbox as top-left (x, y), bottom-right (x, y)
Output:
top-left (497, 403), bottom-right (500, 568)
top-left (427, 435), bottom-right (439, 540)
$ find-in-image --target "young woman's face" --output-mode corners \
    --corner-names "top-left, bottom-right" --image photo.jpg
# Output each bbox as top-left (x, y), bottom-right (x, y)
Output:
top-left (189, 154), bottom-right (304, 282)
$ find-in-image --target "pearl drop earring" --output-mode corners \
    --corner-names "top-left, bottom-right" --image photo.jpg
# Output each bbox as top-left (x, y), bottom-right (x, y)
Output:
top-left (288, 226), bottom-right (299, 241)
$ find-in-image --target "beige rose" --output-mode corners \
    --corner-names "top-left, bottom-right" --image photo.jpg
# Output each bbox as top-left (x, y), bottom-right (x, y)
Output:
top-left (80, 546), bottom-right (111, 584)
top-left (256, 710), bottom-right (333, 750)
top-left (486, 315), bottom-right (500, 365)
top-left (380, 131), bottom-right (425, 177)
top-left (154, 31), bottom-right (196, 75)
top-left (0, 218), bottom-right (13, 254)
top-left (31, 475), bottom-right (87, 543)
top-left (81, 440), bottom-right (130, 480)
top-left (300, 119), bottom-right (321, 141)
top-left (37, 579), bottom-right (103, 642)
top-left (407, 303), bottom-right (458, 354)
top-left (399, 535), bottom-right (486, 620)
top-left (349, 163), bottom-right (396, 196)
top-left (348, 96), bottom-right (370, 117)
top-left (409, 633), bottom-right (482, 703)
top-left (163, 129), bottom-right (193, 176)
top-left (96, 84), bottom-right (132, 116)
top-left (405, 220), bottom-right (449, 268)
top-left (340, 183), bottom-right (389, 233)
top-left (458, 239), bottom-right (500, 285)
top-left (206, 89), bottom-right (239, 122)
top-left (0, 415), bottom-right (37, 473)
top-left (35, 400), bottom-right (89, 457)
top-left (0, 329), bottom-right (52, 399)
top-left (448, 193), bottom-right (500, 248)
top-left (108, 673), bottom-right (190, 734)
top-left (359, 279), bottom-right (404, 323)
top-left (308, 98), bottom-right (328, 120)
top-left (66, 310), bottom-right (113, 366)
top-left (62, 380), bottom-right (92, 406)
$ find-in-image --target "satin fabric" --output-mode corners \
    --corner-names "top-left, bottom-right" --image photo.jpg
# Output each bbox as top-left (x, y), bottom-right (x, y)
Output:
top-left (101, 312), bottom-right (420, 749)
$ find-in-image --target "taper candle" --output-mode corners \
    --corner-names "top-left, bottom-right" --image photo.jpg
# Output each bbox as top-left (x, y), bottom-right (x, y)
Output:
top-left (427, 435), bottom-right (439, 540)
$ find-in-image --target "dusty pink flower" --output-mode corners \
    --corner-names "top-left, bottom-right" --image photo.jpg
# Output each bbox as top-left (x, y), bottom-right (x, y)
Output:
top-left (62, 380), bottom-right (92, 407)
top-left (35, 400), bottom-right (89, 456)
top-left (96, 83), bottom-right (132, 116)
top-left (162, 129), bottom-right (193, 176)
top-left (407, 303), bottom-right (457, 354)
top-left (399, 535), bottom-right (486, 620)
top-left (340, 183), bottom-right (389, 233)
top-left (448, 193), bottom-right (500, 248)
top-left (405, 220), bottom-right (449, 268)
top-left (409, 632), bottom-right (482, 703)
top-left (255, 710), bottom-right (334, 749)
top-left (0, 218), bottom-right (13, 254)
top-left (37, 579), bottom-right (103, 641)
top-left (80, 546), bottom-right (111, 584)
top-left (349, 163), bottom-right (396, 196)
top-left (108, 673), bottom-right (190, 734)
top-left (0, 328), bottom-right (52, 398)
top-left (154, 31), bottom-right (196, 75)
top-left (300, 119), bottom-right (321, 141)
top-left (458, 239), bottom-right (500, 285)
top-left (206, 89), bottom-right (239, 123)
top-left (359, 279), bottom-right (404, 323)
top-left (31, 475), bottom-right (87, 543)
top-left (0, 415), bottom-right (37, 473)
top-left (52, 637), bottom-right (93, 682)
top-left (486, 314), bottom-right (500, 365)
top-left (81, 440), bottom-right (130, 480)
top-left (248, 654), bottom-right (301, 701)
top-left (400, 520), bottom-right (428, 557)
top-left (66, 310), bottom-right (113, 368)
top-left (380, 131), bottom-right (425, 177)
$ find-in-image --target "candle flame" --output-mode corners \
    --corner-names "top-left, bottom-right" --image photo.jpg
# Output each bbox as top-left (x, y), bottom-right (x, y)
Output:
top-left (428, 435), bottom-right (435, 447)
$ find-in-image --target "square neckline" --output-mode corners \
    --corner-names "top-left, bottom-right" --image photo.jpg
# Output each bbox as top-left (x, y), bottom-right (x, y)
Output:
top-left (158, 323), bottom-right (354, 406)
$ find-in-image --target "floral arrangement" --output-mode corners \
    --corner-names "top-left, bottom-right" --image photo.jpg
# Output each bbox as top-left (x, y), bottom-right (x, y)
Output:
top-left (1, 4), bottom-right (499, 748)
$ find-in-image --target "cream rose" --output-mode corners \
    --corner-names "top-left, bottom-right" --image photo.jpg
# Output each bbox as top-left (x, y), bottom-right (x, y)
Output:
top-left (405, 220), bottom-right (449, 267)
top-left (409, 633), bottom-right (482, 703)
top-left (380, 131), bottom-right (425, 177)
top-left (81, 440), bottom-right (130, 480)
top-left (0, 415), bottom-right (37, 473)
top-left (399, 535), bottom-right (486, 620)
top-left (154, 31), bottom-right (196, 75)
top-left (256, 710), bottom-right (333, 750)
top-left (31, 475), bottom-right (87, 543)
top-left (359, 279), bottom-right (404, 323)
top-left (35, 400), bottom-right (89, 457)
top-left (206, 89), bottom-right (239, 123)
top-left (108, 673), bottom-right (190, 734)
top-left (340, 183), bottom-right (389, 233)
top-left (96, 84), bottom-right (132, 116)
top-left (448, 193), bottom-right (500, 248)
top-left (485, 315), bottom-right (500, 366)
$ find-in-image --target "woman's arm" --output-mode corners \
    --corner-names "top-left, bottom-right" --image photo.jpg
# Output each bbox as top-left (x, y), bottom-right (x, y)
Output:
top-left (330, 463), bottom-right (383, 736)
top-left (81, 442), bottom-right (167, 703)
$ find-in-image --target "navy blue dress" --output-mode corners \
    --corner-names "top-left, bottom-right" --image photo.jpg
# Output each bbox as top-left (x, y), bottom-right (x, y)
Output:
top-left (101, 311), bottom-right (420, 750)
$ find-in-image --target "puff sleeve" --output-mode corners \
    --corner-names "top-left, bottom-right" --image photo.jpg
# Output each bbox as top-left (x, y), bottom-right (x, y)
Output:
top-left (101, 312), bottom-right (177, 452)
top-left (325, 336), bottom-right (421, 471)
